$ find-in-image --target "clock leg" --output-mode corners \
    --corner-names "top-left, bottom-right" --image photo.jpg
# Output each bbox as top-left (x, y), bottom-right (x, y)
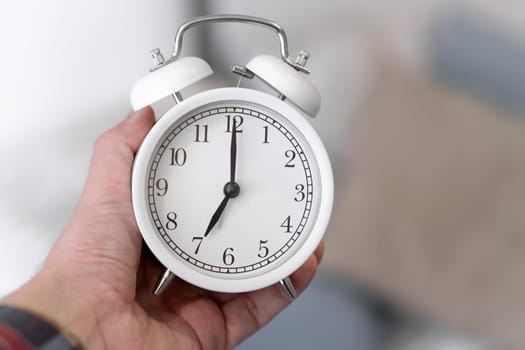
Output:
top-left (279, 277), bottom-right (297, 300)
top-left (153, 268), bottom-right (176, 296)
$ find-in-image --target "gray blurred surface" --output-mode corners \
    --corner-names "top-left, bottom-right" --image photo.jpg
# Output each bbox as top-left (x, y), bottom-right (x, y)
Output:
top-left (431, 10), bottom-right (525, 116)
top-left (237, 271), bottom-right (384, 350)
top-left (0, 0), bottom-right (196, 296)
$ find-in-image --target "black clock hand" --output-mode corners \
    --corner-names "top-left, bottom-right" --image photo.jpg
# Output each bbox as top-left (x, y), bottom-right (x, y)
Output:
top-left (203, 181), bottom-right (241, 237)
top-left (230, 120), bottom-right (237, 183)
top-left (204, 196), bottom-right (230, 237)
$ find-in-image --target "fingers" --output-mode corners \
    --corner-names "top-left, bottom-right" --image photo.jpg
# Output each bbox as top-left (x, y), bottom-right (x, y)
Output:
top-left (221, 242), bottom-right (323, 348)
top-left (135, 241), bottom-right (324, 349)
top-left (209, 242), bottom-right (325, 306)
top-left (54, 108), bottom-right (155, 275)
top-left (313, 240), bottom-right (325, 264)
top-left (80, 107), bottom-right (155, 206)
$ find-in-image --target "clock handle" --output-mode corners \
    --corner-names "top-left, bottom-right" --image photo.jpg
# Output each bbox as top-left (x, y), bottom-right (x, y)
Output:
top-left (151, 15), bottom-right (309, 74)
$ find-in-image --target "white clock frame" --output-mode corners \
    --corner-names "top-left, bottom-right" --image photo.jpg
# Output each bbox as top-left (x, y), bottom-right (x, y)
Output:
top-left (132, 87), bottom-right (333, 293)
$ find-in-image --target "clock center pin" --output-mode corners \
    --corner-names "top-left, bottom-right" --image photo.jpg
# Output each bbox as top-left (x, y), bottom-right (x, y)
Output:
top-left (224, 182), bottom-right (240, 198)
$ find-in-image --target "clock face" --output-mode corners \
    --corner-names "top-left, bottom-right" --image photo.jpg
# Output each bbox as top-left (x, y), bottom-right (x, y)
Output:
top-left (133, 88), bottom-right (332, 292)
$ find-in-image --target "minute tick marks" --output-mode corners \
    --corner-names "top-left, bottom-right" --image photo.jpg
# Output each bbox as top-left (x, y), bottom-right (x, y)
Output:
top-left (147, 104), bottom-right (315, 275)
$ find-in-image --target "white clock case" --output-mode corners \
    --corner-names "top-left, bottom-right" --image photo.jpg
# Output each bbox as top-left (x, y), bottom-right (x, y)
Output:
top-left (132, 87), bottom-right (333, 293)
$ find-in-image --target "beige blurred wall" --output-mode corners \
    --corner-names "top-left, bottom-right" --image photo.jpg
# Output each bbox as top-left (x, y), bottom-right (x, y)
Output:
top-left (205, 1), bottom-right (525, 348)
top-left (325, 54), bottom-right (525, 349)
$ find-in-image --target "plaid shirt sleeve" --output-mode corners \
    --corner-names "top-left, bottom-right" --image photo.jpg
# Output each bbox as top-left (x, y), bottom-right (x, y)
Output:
top-left (0, 306), bottom-right (79, 350)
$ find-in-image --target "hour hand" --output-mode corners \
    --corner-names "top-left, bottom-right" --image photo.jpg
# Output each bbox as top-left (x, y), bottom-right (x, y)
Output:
top-left (204, 196), bottom-right (230, 237)
top-left (203, 181), bottom-right (241, 237)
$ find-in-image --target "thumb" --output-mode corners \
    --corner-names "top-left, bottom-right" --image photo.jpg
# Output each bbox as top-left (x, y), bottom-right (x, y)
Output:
top-left (80, 107), bottom-right (155, 207)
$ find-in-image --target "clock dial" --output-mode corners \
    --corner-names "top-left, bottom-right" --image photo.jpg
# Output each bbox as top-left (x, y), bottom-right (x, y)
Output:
top-left (145, 102), bottom-right (320, 279)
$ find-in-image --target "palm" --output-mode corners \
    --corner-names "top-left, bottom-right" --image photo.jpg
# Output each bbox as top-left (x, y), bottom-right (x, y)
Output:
top-left (58, 227), bottom-right (320, 349)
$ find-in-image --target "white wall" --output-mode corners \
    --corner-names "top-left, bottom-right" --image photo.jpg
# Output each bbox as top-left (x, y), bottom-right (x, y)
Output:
top-left (0, 0), bottom-right (195, 297)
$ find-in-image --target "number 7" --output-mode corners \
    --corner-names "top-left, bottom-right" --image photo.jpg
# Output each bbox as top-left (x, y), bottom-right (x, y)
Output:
top-left (192, 237), bottom-right (203, 254)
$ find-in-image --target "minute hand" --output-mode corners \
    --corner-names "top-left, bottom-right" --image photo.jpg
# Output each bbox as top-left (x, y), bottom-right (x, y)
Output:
top-left (230, 121), bottom-right (237, 183)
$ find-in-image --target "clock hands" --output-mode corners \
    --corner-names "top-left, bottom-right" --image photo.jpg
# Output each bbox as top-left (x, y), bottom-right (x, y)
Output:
top-left (230, 118), bottom-right (237, 183)
top-left (204, 121), bottom-right (240, 237)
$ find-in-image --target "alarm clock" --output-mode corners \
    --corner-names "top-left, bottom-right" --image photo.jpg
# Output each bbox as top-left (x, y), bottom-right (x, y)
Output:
top-left (130, 15), bottom-right (333, 299)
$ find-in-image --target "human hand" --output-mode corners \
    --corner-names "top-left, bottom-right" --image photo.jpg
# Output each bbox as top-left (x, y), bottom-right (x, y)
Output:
top-left (2, 107), bottom-right (324, 349)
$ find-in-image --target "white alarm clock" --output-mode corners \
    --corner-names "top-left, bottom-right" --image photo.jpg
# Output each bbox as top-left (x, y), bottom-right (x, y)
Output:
top-left (130, 15), bottom-right (333, 299)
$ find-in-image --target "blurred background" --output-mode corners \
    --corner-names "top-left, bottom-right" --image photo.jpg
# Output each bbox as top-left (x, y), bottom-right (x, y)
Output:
top-left (1, 0), bottom-right (525, 349)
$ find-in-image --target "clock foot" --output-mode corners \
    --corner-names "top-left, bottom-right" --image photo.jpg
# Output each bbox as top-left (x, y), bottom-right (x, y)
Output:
top-left (279, 277), bottom-right (297, 300)
top-left (153, 268), bottom-right (176, 296)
